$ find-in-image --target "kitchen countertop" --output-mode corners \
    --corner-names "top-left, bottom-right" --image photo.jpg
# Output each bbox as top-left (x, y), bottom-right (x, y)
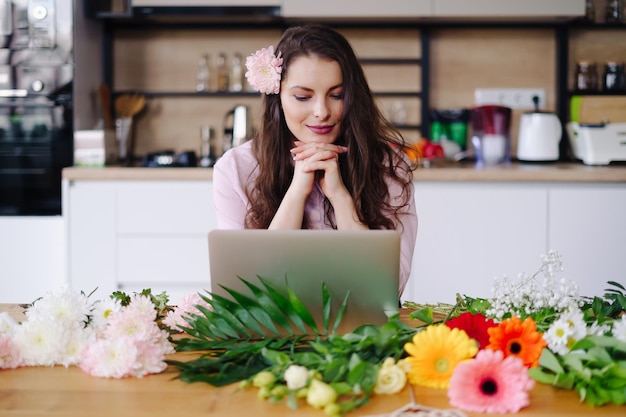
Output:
top-left (63, 162), bottom-right (626, 183)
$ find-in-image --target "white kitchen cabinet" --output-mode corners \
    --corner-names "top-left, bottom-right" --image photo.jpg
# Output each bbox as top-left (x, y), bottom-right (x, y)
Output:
top-left (403, 182), bottom-right (548, 305)
top-left (64, 177), bottom-right (624, 308)
top-left (64, 179), bottom-right (216, 303)
top-left (281, 0), bottom-right (432, 19)
top-left (548, 185), bottom-right (626, 298)
top-left (0, 217), bottom-right (66, 303)
top-left (402, 181), bottom-right (626, 306)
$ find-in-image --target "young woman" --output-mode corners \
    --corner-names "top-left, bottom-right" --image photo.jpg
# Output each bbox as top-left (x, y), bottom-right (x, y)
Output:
top-left (212, 24), bottom-right (417, 296)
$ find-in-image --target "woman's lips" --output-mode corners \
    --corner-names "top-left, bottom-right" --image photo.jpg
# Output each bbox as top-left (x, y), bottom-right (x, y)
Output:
top-left (307, 125), bottom-right (334, 135)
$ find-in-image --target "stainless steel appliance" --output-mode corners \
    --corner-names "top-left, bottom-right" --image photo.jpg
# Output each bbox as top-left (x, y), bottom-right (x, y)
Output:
top-left (0, 0), bottom-right (73, 215)
top-left (223, 104), bottom-right (251, 153)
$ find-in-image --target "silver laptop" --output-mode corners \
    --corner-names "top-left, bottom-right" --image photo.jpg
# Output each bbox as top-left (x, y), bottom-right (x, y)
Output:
top-left (208, 229), bottom-right (400, 334)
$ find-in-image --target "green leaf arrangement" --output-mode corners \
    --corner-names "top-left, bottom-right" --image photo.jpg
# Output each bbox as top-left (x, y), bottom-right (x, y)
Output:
top-left (528, 281), bottom-right (626, 406)
top-left (167, 276), bottom-right (420, 412)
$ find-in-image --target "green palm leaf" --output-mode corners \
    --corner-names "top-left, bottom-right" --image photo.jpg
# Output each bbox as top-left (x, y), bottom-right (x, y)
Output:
top-left (169, 276), bottom-right (352, 385)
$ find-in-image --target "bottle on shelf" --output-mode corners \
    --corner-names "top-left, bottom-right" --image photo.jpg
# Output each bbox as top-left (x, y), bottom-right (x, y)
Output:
top-left (603, 62), bottom-right (626, 91)
top-left (216, 52), bottom-right (230, 92)
top-left (196, 53), bottom-right (210, 92)
top-left (605, 0), bottom-right (624, 23)
top-left (229, 52), bottom-right (244, 92)
top-left (584, 0), bottom-right (596, 22)
top-left (575, 61), bottom-right (599, 91)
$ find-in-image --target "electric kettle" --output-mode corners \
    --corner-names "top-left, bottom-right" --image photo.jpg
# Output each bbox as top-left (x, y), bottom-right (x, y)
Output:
top-left (517, 111), bottom-right (562, 162)
top-left (223, 105), bottom-right (250, 153)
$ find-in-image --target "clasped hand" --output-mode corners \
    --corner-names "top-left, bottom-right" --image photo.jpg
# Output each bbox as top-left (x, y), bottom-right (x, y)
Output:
top-left (289, 140), bottom-right (349, 202)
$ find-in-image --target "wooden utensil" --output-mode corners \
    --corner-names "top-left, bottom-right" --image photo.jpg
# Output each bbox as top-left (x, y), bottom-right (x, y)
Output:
top-left (98, 84), bottom-right (113, 129)
top-left (115, 93), bottom-right (146, 118)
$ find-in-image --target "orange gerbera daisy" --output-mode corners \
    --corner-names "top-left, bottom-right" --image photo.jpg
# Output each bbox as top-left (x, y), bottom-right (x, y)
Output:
top-left (486, 316), bottom-right (546, 368)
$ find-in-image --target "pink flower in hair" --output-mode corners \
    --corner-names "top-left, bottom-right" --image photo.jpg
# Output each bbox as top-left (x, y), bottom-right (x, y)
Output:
top-left (245, 46), bottom-right (283, 95)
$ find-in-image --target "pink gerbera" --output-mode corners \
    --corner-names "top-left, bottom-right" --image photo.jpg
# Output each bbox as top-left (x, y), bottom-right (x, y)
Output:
top-left (245, 46), bottom-right (283, 95)
top-left (448, 349), bottom-right (535, 414)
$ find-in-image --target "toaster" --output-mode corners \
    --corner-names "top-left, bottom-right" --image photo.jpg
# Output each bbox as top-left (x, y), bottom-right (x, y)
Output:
top-left (566, 122), bottom-right (626, 165)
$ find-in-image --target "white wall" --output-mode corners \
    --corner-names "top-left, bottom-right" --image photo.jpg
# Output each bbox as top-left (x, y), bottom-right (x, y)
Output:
top-left (0, 217), bottom-right (66, 304)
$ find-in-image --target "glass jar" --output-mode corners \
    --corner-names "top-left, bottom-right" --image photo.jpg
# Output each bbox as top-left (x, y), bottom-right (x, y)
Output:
top-left (584, 0), bottom-right (596, 22)
top-left (196, 53), bottom-right (210, 92)
top-left (576, 61), bottom-right (599, 91)
top-left (216, 53), bottom-right (229, 92)
top-left (603, 62), bottom-right (626, 91)
top-left (605, 0), bottom-right (624, 23)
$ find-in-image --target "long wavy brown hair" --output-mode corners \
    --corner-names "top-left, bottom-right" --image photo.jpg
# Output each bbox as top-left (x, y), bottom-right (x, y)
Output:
top-left (246, 24), bottom-right (414, 230)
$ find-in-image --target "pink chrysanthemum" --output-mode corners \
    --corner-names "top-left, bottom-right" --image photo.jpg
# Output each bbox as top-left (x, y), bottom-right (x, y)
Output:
top-left (448, 349), bottom-right (535, 414)
top-left (245, 46), bottom-right (283, 95)
top-left (0, 334), bottom-right (23, 369)
top-left (162, 292), bottom-right (211, 333)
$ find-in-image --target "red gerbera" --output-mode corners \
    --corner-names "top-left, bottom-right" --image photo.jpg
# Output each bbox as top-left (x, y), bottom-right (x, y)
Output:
top-left (446, 312), bottom-right (497, 350)
top-left (487, 316), bottom-right (547, 368)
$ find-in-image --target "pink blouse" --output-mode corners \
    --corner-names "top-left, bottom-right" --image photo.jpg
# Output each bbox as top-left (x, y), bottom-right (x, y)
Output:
top-left (212, 140), bottom-right (418, 296)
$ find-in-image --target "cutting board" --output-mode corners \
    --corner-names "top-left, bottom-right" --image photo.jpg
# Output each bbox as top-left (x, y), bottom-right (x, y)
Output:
top-left (571, 96), bottom-right (626, 124)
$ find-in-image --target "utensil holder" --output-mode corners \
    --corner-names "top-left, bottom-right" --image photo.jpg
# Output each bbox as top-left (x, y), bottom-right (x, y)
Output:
top-left (115, 117), bottom-right (132, 163)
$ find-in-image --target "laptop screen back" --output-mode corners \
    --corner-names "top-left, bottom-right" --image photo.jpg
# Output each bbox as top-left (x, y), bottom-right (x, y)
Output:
top-left (208, 229), bottom-right (400, 334)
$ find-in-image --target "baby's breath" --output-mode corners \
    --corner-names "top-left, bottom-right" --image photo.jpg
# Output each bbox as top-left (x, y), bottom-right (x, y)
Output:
top-left (486, 250), bottom-right (581, 326)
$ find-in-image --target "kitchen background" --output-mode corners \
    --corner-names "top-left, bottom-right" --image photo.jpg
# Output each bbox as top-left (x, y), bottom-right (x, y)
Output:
top-left (2, 0), bottom-right (626, 304)
top-left (76, 0), bottom-right (626, 162)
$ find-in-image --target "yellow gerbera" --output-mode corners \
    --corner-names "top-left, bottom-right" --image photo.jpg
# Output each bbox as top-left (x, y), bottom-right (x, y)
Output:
top-left (403, 324), bottom-right (478, 389)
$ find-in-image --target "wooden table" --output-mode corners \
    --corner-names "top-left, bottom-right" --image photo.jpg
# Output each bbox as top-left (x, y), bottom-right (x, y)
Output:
top-left (1, 304), bottom-right (624, 417)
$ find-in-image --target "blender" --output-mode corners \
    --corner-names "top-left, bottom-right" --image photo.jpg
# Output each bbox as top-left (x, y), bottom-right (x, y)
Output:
top-left (470, 105), bottom-right (512, 167)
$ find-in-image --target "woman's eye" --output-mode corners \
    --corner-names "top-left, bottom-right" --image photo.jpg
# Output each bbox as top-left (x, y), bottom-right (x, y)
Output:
top-left (330, 93), bottom-right (344, 100)
top-left (294, 95), bottom-right (310, 101)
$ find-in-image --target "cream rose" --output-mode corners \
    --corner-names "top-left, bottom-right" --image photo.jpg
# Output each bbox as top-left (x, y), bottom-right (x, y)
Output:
top-left (374, 357), bottom-right (407, 395)
top-left (252, 370), bottom-right (276, 388)
top-left (284, 364), bottom-right (309, 390)
top-left (306, 379), bottom-right (337, 409)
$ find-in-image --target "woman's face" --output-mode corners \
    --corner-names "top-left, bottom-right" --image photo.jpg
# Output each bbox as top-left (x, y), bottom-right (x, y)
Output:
top-left (280, 54), bottom-right (344, 145)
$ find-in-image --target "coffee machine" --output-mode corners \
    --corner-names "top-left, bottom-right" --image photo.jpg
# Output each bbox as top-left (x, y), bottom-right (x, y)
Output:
top-left (0, 0), bottom-right (74, 215)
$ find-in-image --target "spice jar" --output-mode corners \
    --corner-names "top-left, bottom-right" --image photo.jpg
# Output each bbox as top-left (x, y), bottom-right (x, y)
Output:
top-left (576, 61), bottom-right (599, 91)
top-left (603, 62), bottom-right (626, 91)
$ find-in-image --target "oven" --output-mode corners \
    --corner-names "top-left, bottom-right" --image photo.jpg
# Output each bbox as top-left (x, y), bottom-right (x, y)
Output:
top-left (0, 0), bottom-right (74, 216)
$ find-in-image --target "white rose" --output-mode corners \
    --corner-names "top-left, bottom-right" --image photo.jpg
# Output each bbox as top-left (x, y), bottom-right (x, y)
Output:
top-left (284, 364), bottom-right (309, 390)
top-left (374, 357), bottom-right (407, 395)
top-left (306, 379), bottom-right (337, 409)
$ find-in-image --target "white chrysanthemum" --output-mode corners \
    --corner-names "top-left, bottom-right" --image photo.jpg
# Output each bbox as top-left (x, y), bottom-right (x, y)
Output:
top-left (13, 319), bottom-right (66, 366)
top-left (26, 285), bottom-right (91, 325)
top-left (57, 325), bottom-right (96, 367)
top-left (611, 317), bottom-right (626, 342)
top-left (544, 318), bottom-right (574, 355)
